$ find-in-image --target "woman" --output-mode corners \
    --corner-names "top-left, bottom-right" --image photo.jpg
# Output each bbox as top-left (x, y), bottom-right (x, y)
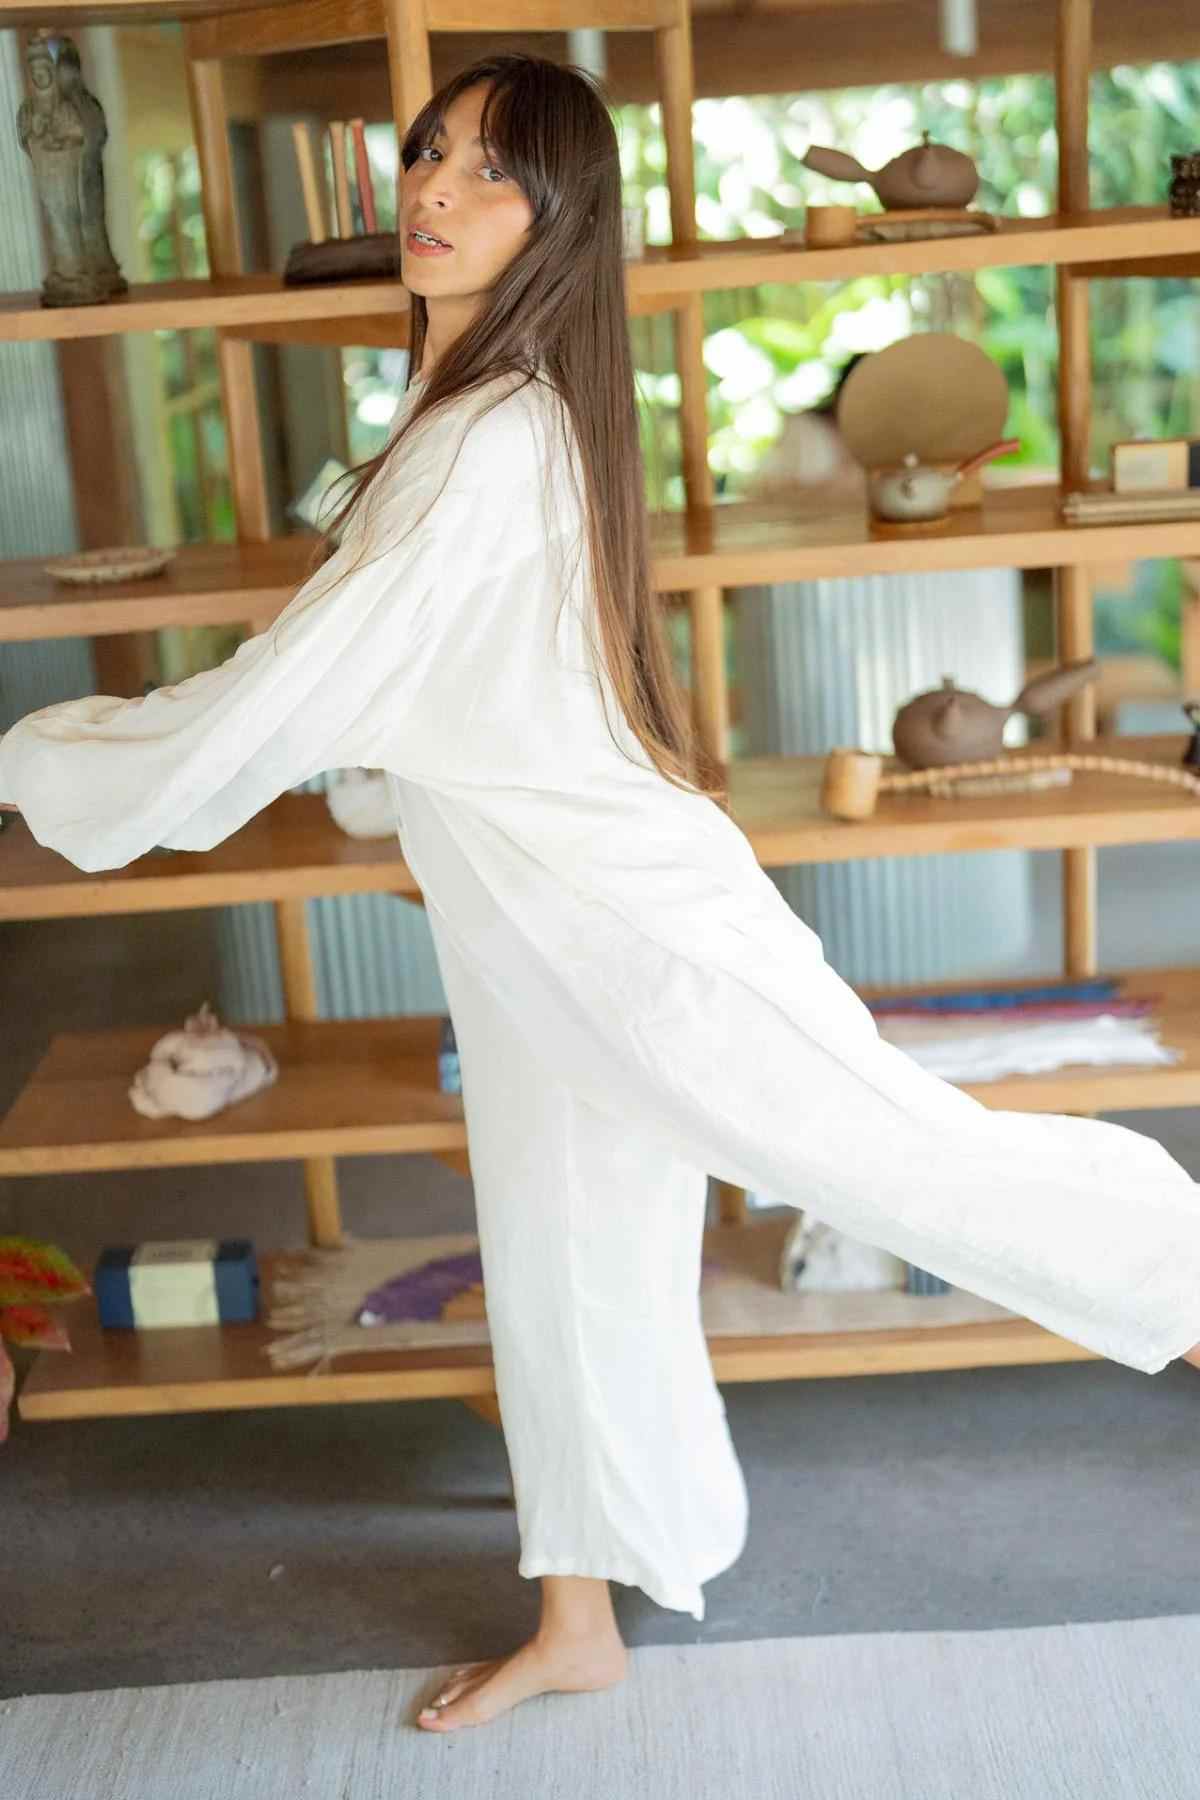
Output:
top-left (3, 54), bottom-right (1200, 1734)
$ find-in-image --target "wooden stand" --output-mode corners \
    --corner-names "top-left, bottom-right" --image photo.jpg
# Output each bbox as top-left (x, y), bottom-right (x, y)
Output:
top-left (856, 206), bottom-right (1000, 241)
top-left (283, 233), bottom-right (402, 285)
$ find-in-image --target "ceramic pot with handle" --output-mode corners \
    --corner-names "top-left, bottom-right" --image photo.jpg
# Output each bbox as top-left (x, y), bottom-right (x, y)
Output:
top-left (868, 437), bottom-right (1020, 522)
top-left (801, 132), bottom-right (979, 210)
top-left (892, 659), bottom-right (1100, 769)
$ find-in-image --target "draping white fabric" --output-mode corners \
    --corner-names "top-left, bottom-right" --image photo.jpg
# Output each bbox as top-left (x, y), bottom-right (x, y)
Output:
top-left (4, 366), bottom-right (1199, 1617)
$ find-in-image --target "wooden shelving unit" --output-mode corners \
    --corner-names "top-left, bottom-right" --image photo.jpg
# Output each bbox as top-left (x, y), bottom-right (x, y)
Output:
top-left (0, 734), bottom-right (1195, 926)
top-left (10, 489), bottom-right (1200, 644)
top-left (0, 538), bottom-right (314, 642)
top-left (0, 274), bottom-right (410, 342)
top-left (3, 0), bottom-right (1198, 1420)
top-left (0, 1017), bottom-right (468, 1175)
top-left (4, 206), bottom-right (1199, 343)
top-left (18, 1223), bottom-right (1095, 1424)
top-left (728, 734), bottom-right (1200, 862)
top-left (0, 793), bottom-right (419, 916)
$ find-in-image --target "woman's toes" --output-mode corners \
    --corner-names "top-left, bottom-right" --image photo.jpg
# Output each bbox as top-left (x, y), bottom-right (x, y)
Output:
top-left (416, 1660), bottom-right (494, 1726)
top-left (417, 1688), bottom-right (481, 1731)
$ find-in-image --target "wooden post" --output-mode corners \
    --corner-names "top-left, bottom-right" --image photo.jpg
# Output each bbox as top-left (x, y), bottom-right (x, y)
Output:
top-left (184, 30), bottom-right (342, 1244)
top-left (658, 2), bottom-right (743, 1227)
top-left (275, 895), bottom-right (342, 1246)
top-left (656, 5), bottom-right (726, 762)
top-left (12, 23), bottom-right (155, 702)
top-left (1181, 562), bottom-right (1200, 696)
top-left (1054, 0), bottom-right (1097, 979)
top-left (378, 0), bottom-right (507, 1408)
top-left (381, 0), bottom-right (434, 139)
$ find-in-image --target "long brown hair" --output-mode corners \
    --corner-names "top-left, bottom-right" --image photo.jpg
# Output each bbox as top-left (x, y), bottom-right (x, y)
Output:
top-left (301, 51), bottom-right (722, 802)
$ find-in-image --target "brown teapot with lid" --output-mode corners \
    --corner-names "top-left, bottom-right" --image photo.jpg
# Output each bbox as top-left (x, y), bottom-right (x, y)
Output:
top-left (892, 659), bottom-right (1100, 769)
top-left (802, 132), bottom-right (979, 210)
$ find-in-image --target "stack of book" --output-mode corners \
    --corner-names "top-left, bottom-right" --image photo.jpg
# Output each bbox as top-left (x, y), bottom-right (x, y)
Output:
top-left (868, 976), bottom-right (1175, 1084)
top-left (1062, 488), bottom-right (1200, 526)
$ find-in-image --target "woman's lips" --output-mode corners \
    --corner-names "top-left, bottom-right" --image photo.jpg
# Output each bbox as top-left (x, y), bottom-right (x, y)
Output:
top-left (406, 230), bottom-right (453, 256)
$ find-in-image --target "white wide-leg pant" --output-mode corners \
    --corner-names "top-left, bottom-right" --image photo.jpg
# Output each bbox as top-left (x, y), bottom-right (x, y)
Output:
top-left (401, 781), bottom-right (1200, 1622)
top-left (431, 920), bottom-right (750, 1621)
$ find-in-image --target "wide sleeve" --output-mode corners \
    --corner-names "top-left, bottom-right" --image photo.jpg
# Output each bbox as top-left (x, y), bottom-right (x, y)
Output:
top-left (0, 385), bottom-right (550, 873)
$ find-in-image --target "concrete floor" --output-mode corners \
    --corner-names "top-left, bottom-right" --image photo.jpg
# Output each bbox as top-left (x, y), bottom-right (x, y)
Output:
top-left (3, 836), bottom-right (1200, 1699)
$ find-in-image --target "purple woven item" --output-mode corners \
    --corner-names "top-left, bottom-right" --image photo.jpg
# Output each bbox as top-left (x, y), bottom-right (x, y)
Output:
top-left (355, 1250), bottom-right (727, 1325)
top-left (356, 1251), bottom-right (484, 1324)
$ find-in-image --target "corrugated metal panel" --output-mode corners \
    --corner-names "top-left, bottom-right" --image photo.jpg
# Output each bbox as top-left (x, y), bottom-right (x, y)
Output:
top-left (735, 566), bottom-right (1036, 1252)
top-left (734, 567), bottom-right (1035, 988)
top-left (214, 886), bottom-right (451, 1026)
top-left (214, 774), bottom-right (449, 1025)
top-left (0, 34), bottom-right (95, 727)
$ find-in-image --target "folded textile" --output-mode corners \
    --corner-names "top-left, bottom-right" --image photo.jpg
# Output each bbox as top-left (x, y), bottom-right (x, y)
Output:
top-left (867, 978), bottom-right (1121, 1013)
top-left (128, 1002), bottom-right (277, 1120)
top-left (871, 999), bottom-right (1154, 1021)
top-left (877, 1012), bottom-right (1178, 1082)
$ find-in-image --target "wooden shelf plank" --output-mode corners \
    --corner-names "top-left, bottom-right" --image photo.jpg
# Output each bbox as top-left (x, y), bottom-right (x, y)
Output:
top-left (17, 1228), bottom-right (1091, 1423)
top-left (0, 1016), bottom-right (467, 1177)
top-left (1, 738), bottom-right (1197, 924)
top-left (858, 963), bottom-right (1200, 1115)
top-left (222, 314), bottom-right (410, 347)
top-left (625, 208), bottom-right (1200, 300)
top-left (0, 538), bottom-right (313, 643)
top-left (0, 793), bottom-right (420, 919)
top-left (2, 0), bottom-right (285, 22)
top-left (2, 211), bottom-right (1197, 347)
top-left (2, 963), bottom-right (1197, 1183)
top-left (8, 488), bottom-right (1200, 644)
top-left (729, 733), bottom-right (1200, 863)
top-left (648, 487), bottom-right (1200, 587)
top-left (0, 276), bottom-right (407, 344)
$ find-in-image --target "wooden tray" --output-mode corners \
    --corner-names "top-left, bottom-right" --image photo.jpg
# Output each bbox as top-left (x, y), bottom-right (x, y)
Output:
top-left (856, 207), bottom-right (999, 241)
top-left (283, 233), bottom-right (402, 286)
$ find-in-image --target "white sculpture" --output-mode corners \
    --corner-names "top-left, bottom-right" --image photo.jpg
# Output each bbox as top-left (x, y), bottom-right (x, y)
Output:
top-left (129, 1003), bottom-right (278, 1121)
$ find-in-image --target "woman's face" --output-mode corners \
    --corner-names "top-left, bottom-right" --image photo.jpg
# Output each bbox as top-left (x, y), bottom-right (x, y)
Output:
top-left (399, 84), bottom-right (533, 306)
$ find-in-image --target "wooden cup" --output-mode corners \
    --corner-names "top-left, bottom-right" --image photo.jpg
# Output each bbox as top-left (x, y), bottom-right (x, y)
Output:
top-left (805, 204), bottom-right (858, 247)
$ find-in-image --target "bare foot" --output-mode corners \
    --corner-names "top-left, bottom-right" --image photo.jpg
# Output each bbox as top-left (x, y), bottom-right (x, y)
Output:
top-left (415, 1631), bottom-right (628, 1732)
top-left (1183, 1343), bottom-right (1200, 1370)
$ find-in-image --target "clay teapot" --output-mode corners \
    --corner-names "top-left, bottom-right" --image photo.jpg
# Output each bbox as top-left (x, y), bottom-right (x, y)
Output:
top-left (802, 132), bottom-right (979, 211)
top-left (892, 659), bottom-right (1100, 770)
top-left (868, 437), bottom-right (1020, 522)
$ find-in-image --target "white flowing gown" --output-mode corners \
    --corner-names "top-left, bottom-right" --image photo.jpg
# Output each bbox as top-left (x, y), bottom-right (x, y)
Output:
top-left (4, 367), bottom-right (1199, 1620)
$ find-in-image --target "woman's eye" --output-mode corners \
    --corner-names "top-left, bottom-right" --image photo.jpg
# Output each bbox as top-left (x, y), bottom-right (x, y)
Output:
top-left (418, 145), bottom-right (506, 182)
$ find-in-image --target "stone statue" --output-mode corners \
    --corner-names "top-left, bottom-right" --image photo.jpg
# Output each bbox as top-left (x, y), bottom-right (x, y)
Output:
top-left (16, 31), bottom-right (127, 307)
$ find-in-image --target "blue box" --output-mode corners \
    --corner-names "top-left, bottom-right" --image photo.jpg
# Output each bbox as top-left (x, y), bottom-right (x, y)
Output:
top-left (95, 1239), bottom-right (259, 1329)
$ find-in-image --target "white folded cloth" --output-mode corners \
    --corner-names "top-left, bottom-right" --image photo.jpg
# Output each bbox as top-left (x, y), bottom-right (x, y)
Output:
top-left (877, 1012), bottom-right (1178, 1082)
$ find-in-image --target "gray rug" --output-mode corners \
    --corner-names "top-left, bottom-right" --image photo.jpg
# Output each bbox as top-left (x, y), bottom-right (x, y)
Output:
top-left (4, 1614), bottom-right (1197, 1799)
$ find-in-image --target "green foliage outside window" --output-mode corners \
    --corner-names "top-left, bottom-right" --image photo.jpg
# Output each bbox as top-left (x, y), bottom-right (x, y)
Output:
top-left (139, 66), bottom-right (1200, 679)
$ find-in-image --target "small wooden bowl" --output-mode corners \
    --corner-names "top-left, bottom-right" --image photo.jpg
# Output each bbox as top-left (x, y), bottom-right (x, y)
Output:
top-left (43, 546), bottom-right (175, 585)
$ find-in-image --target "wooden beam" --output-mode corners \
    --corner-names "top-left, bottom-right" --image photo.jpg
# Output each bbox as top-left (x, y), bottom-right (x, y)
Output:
top-left (190, 0), bottom-right (669, 61)
top-left (1055, 0), bottom-right (1097, 981)
top-left (248, 0), bottom-right (1200, 121)
top-left (1077, 257), bottom-right (1200, 281)
top-left (54, 336), bottom-right (157, 698)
